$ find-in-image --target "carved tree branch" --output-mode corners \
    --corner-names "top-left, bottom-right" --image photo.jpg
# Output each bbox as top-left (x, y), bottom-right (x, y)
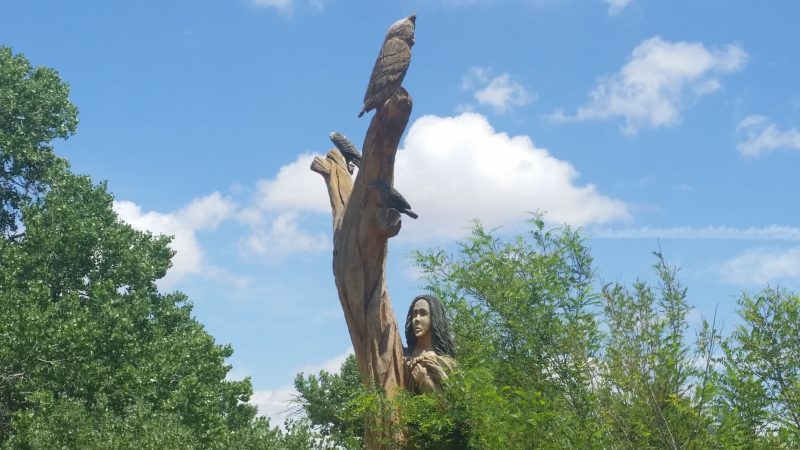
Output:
top-left (311, 90), bottom-right (412, 448)
top-left (310, 149), bottom-right (352, 233)
top-left (311, 89), bottom-right (411, 396)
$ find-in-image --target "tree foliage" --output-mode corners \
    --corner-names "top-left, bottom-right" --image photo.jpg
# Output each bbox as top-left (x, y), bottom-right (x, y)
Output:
top-left (598, 253), bottom-right (717, 449)
top-left (293, 221), bottom-right (800, 449)
top-left (412, 218), bottom-right (604, 447)
top-left (0, 46), bottom-right (321, 449)
top-left (714, 288), bottom-right (800, 448)
top-left (0, 46), bottom-right (76, 238)
top-left (293, 354), bottom-right (365, 448)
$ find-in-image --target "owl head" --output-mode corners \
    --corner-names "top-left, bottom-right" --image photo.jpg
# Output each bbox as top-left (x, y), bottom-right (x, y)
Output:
top-left (386, 14), bottom-right (416, 47)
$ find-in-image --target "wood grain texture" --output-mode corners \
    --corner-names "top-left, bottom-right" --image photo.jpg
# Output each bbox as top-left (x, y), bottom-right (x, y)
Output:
top-left (359, 38), bottom-right (411, 118)
top-left (358, 15), bottom-right (415, 118)
top-left (312, 89), bottom-right (413, 449)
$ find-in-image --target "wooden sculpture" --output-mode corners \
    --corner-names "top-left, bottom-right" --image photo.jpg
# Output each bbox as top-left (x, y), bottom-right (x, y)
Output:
top-left (310, 14), bottom-right (419, 448)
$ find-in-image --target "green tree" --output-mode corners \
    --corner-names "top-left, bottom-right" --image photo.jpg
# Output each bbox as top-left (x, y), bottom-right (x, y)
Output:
top-left (411, 218), bottom-right (605, 448)
top-left (293, 354), bottom-right (365, 448)
top-left (4, 396), bottom-right (200, 449)
top-left (598, 253), bottom-right (717, 449)
top-left (713, 288), bottom-right (800, 448)
top-left (289, 222), bottom-right (800, 449)
top-left (292, 220), bottom-right (611, 448)
top-left (0, 45), bottom-right (310, 448)
top-left (0, 173), bottom-right (261, 448)
top-left (0, 46), bottom-right (77, 238)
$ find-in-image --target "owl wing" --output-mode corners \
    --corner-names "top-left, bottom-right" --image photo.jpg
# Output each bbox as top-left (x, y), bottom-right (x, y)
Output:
top-left (330, 133), bottom-right (356, 155)
top-left (363, 37), bottom-right (411, 106)
top-left (330, 133), bottom-right (362, 166)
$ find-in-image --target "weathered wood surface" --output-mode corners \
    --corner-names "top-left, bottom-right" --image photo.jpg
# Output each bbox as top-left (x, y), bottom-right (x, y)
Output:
top-left (312, 90), bottom-right (412, 449)
top-left (311, 89), bottom-right (412, 397)
top-left (359, 14), bottom-right (415, 118)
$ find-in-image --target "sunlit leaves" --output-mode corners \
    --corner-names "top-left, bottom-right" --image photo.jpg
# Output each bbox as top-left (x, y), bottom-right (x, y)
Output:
top-left (0, 46), bottom-right (77, 236)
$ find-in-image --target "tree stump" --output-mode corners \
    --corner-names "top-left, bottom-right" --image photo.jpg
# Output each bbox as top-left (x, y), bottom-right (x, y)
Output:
top-left (311, 89), bottom-right (412, 448)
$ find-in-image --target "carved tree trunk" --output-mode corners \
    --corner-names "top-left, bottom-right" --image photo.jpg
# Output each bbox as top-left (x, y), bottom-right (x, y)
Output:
top-left (311, 89), bottom-right (412, 448)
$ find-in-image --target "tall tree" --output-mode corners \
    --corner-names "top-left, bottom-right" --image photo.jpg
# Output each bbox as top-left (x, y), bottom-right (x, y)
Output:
top-left (0, 164), bottom-right (263, 448)
top-left (714, 288), bottom-right (800, 448)
top-left (0, 46), bottom-right (308, 449)
top-left (599, 253), bottom-right (717, 449)
top-left (0, 46), bottom-right (77, 239)
top-left (412, 218), bottom-right (604, 447)
top-left (293, 354), bottom-right (365, 449)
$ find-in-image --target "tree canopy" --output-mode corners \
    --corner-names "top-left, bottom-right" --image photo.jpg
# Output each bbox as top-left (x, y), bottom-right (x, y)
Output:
top-left (292, 220), bottom-right (800, 449)
top-left (0, 46), bottom-right (323, 449)
top-left (0, 46), bottom-right (77, 238)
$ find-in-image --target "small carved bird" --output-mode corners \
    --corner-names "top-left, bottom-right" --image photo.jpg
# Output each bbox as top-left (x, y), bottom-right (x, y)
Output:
top-left (371, 180), bottom-right (418, 219)
top-left (358, 14), bottom-right (416, 118)
top-left (329, 132), bottom-right (362, 174)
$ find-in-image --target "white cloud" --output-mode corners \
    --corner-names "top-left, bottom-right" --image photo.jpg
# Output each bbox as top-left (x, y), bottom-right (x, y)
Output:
top-left (239, 210), bottom-right (330, 259)
top-left (250, 0), bottom-right (326, 13)
top-left (461, 67), bottom-right (491, 90)
top-left (177, 192), bottom-right (235, 230)
top-left (737, 115), bottom-right (800, 157)
top-left (251, 113), bottom-right (627, 249)
top-left (590, 225), bottom-right (800, 241)
top-left (251, 0), bottom-right (292, 11)
top-left (238, 154), bottom-right (331, 258)
top-left (717, 247), bottom-right (800, 285)
top-left (250, 385), bottom-right (297, 427)
top-left (394, 113), bottom-right (629, 240)
top-left (462, 67), bottom-right (534, 113)
top-left (555, 37), bottom-right (747, 135)
top-left (297, 348), bottom-right (353, 375)
top-left (604, 0), bottom-right (633, 16)
top-left (475, 74), bottom-right (535, 112)
top-left (254, 153), bottom-right (330, 213)
top-left (113, 192), bottom-right (237, 288)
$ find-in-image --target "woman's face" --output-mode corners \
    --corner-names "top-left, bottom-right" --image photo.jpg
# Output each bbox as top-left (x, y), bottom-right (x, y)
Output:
top-left (411, 299), bottom-right (431, 339)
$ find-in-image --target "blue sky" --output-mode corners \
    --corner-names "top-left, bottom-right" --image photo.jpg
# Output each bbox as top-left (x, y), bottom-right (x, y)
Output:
top-left (3, 0), bottom-right (800, 423)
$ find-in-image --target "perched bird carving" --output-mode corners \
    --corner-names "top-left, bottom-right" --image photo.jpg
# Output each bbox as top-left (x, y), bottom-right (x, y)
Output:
top-left (358, 14), bottom-right (416, 118)
top-left (371, 180), bottom-right (418, 219)
top-left (329, 132), bottom-right (362, 174)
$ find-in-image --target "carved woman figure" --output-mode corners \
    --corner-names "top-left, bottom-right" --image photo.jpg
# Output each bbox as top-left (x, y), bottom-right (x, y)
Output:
top-left (404, 295), bottom-right (456, 393)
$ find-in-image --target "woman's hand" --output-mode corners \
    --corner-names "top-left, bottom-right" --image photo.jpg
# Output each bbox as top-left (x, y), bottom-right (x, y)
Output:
top-left (417, 355), bottom-right (447, 381)
top-left (411, 362), bottom-right (428, 384)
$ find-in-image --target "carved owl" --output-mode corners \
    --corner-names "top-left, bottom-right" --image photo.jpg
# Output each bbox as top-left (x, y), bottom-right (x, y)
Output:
top-left (329, 132), bottom-right (362, 174)
top-left (371, 180), bottom-right (418, 219)
top-left (358, 14), bottom-right (416, 118)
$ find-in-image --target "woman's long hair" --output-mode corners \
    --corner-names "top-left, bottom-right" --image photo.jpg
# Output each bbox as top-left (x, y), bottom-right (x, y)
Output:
top-left (405, 295), bottom-right (456, 358)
